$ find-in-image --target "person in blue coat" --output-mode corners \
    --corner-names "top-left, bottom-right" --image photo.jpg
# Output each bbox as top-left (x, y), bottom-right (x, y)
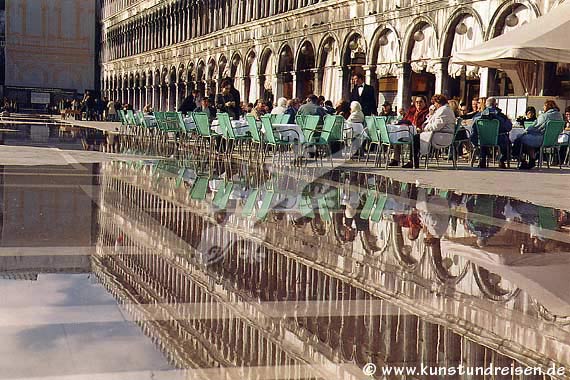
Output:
top-left (513, 100), bottom-right (563, 170)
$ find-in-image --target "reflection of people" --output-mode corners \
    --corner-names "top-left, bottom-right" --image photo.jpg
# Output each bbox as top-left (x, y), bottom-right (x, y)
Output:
top-left (465, 195), bottom-right (506, 246)
top-left (416, 188), bottom-right (451, 239)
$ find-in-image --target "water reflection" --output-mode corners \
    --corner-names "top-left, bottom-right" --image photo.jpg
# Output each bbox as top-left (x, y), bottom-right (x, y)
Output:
top-left (92, 158), bottom-right (570, 378)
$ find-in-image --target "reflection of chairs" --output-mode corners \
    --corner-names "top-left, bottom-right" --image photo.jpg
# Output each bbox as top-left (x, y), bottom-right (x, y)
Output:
top-left (370, 194), bottom-right (387, 223)
top-left (242, 189), bottom-right (259, 217)
top-left (190, 176), bottom-right (210, 200)
top-left (359, 190), bottom-right (377, 220)
top-left (538, 119), bottom-right (565, 168)
top-left (213, 182), bottom-right (234, 209)
top-left (256, 190), bottom-right (275, 220)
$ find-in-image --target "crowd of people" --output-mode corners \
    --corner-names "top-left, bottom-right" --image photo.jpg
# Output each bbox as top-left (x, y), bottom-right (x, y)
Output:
top-left (58, 92), bottom-right (129, 122)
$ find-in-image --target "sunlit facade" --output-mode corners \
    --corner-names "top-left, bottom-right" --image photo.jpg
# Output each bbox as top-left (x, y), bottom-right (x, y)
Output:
top-left (100, 0), bottom-right (568, 113)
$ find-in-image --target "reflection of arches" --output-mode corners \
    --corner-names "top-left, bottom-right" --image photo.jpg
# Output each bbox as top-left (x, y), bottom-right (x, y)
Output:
top-left (429, 241), bottom-right (470, 285)
top-left (277, 44), bottom-right (294, 99)
top-left (391, 222), bottom-right (425, 271)
top-left (472, 264), bottom-right (521, 302)
top-left (317, 34), bottom-right (340, 103)
top-left (531, 299), bottom-right (570, 325)
top-left (295, 40), bottom-right (316, 99)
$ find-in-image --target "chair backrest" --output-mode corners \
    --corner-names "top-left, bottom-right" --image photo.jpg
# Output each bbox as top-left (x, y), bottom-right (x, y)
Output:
top-left (375, 117), bottom-right (391, 144)
top-left (277, 114), bottom-right (290, 124)
top-left (260, 115), bottom-right (277, 144)
top-left (321, 115), bottom-right (344, 142)
top-left (117, 110), bottom-right (127, 125)
top-left (302, 115), bottom-right (320, 141)
top-left (174, 112), bottom-right (191, 134)
top-left (246, 114), bottom-right (262, 143)
top-left (191, 112), bottom-right (212, 137)
top-left (542, 119), bottom-right (565, 147)
top-left (524, 121), bottom-right (535, 129)
top-left (295, 115), bottom-right (307, 129)
top-left (164, 111), bottom-right (182, 132)
top-left (218, 112), bottom-right (235, 139)
top-left (475, 119), bottom-right (499, 146)
top-left (365, 117), bottom-right (381, 143)
top-left (126, 110), bottom-right (137, 125)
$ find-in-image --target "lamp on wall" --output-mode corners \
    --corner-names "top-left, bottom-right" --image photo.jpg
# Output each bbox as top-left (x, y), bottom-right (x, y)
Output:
top-left (323, 42), bottom-right (332, 53)
top-left (505, 2), bottom-right (519, 27)
top-left (455, 22), bottom-right (468, 35)
top-left (378, 34), bottom-right (389, 46)
top-left (505, 11), bottom-right (519, 27)
top-left (413, 30), bottom-right (425, 42)
top-left (232, 57), bottom-right (240, 66)
top-left (300, 44), bottom-right (310, 55)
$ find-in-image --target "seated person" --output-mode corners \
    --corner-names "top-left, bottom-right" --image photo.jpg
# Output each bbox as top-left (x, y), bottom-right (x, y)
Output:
top-left (390, 96), bottom-right (429, 167)
top-left (516, 106), bottom-right (537, 127)
top-left (470, 97), bottom-right (512, 168)
top-left (379, 101), bottom-right (397, 117)
top-left (194, 97), bottom-right (217, 123)
top-left (347, 101), bottom-right (365, 123)
top-left (513, 100), bottom-right (563, 169)
top-left (296, 94), bottom-right (328, 125)
top-left (416, 94), bottom-right (456, 167)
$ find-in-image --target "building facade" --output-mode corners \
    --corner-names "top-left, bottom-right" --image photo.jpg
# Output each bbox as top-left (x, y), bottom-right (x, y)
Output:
top-left (99, 0), bottom-right (569, 113)
top-left (3, 0), bottom-right (97, 109)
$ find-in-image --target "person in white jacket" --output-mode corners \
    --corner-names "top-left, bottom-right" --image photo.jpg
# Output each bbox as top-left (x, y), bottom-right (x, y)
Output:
top-left (419, 94), bottom-right (456, 156)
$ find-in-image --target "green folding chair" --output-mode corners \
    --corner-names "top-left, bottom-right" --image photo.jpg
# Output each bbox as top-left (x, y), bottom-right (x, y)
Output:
top-left (256, 190), bottom-right (275, 220)
top-left (359, 190), bottom-right (377, 220)
top-left (539, 119), bottom-right (565, 168)
top-left (370, 194), bottom-right (388, 223)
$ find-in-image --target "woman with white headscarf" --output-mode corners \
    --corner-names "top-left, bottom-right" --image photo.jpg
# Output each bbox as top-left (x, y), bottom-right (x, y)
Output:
top-left (347, 101), bottom-right (365, 123)
top-left (270, 97), bottom-right (288, 114)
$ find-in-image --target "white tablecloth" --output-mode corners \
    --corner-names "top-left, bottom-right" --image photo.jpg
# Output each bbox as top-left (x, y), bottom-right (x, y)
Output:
top-left (270, 123), bottom-right (304, 142)
top-left (211, 119), bottom-right (249, 136)
top-left (386, 124), bottom-right (416, 143)
top-left (344, 122), bottom-right (364, 139)
top-left (143, 115), bottom-right (195, 130)
top-left (559, 132), bottom-right (570, 144)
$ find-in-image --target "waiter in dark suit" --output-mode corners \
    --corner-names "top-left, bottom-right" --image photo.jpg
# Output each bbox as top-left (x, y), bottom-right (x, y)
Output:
top-left (350, 73), bottom-right (377, 116)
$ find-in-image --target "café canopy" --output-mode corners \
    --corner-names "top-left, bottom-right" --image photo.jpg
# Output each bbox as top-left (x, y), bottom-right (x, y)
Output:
top-left (453, 2), bottom-right (570, 95)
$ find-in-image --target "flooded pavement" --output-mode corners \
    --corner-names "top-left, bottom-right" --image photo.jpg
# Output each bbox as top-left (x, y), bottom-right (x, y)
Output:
top-left (1, 157), bottom-right (570, 379)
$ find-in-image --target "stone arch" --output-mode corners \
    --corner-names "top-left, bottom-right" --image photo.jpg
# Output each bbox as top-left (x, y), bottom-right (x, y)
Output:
top-left (206, 57), bottom-right (217, 96)
top-left (277, 43), bottom-right (294, 99)
top-left (317, 34), bottom-right (341, 102)
top-left (402, 16), bottom-right (439, 63)
top-left (295, 40), bottom-right (316, 99)
top-left (259, 47), bottom-right (275, 103)
top-left (244, 49), bottom-right (258, 103)
top-left (487, 0), bottom-right (540, 39)
top-left (230, 53), bottom-right (245, 99)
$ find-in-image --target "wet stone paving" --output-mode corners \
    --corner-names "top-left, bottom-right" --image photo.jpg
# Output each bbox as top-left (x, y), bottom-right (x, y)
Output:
top-left (0, 153), bottom-right (570, 380)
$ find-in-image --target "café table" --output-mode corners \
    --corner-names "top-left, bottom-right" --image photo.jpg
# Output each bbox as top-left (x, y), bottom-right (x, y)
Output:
top-left (269, 123), bottom-right (304, 142)
top-left (211, 119), bottom-right (249, 136)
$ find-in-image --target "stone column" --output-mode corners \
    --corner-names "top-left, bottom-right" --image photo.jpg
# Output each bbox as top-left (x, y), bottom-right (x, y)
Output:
top-left (291, 72), bottom-right (297, 99)
top-left (363, 65), bottom-right (377, 113)
top-left (395, 63), bottom-right (412, 111)
top-left (432, 57), bottom-right (451, 97)
top-left (478, 68), bottom-right (497, 98)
